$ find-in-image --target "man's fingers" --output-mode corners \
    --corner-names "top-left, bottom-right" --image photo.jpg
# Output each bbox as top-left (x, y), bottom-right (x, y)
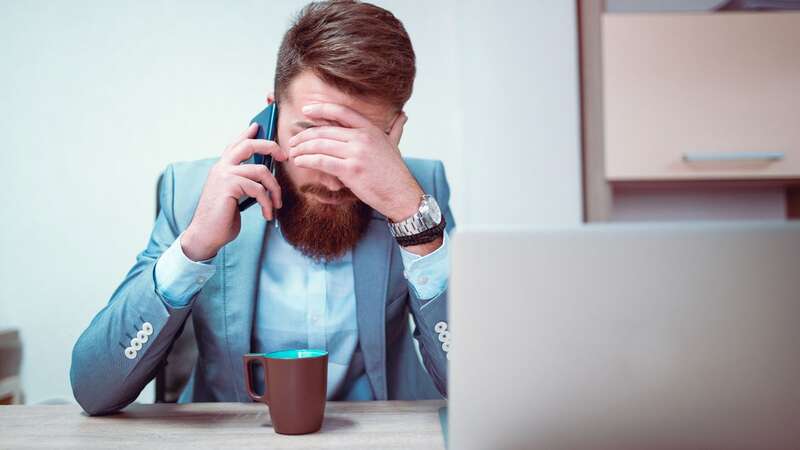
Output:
top-left (302, 103), bottom-right (372, 129)
top-left (229, 164), bottom-right (283, 209)
top-left (290, 138), bottom-right (350, 160)
top-left (231, 123), bottom-right (259, 148)
top-left (293, 154), bottom-right (348, 178)
top-left (287, 125), bottom-right (355, 148)
top-left (222, 139), bottom-right (287, 165)
top-left (388, 112), bottom-right (407, 148)
top-left (233, 176), bottom-right (274, 220)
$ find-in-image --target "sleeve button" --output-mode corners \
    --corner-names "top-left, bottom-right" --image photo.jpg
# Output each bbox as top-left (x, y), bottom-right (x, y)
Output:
top-left (438, 331), bottom-right (450, 343)
top-left (124, 347), bottom-right (137, 359)
top-left (130, 338), bottom-right (143, 351)
top-left (142, 322), bottom-right (154, 335)
top-left (434, 321), bottom-right (448, 333)
top-left (136, 330), bottom-right (149, 343)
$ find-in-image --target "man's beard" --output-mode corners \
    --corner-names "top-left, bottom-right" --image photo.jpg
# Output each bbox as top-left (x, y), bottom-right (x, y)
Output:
top-left (274, 163), bottom-right (372, 263)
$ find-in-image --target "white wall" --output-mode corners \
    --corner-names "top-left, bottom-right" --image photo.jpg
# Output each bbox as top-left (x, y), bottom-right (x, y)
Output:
top-left (0, 0), bottom-right (581, 404)
top-left (454, 1), bottom-right (582, 226)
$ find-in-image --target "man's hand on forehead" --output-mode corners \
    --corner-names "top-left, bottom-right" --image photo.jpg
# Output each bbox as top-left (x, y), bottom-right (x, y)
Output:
top-left (287, 102), bottom-right (405, 162)
top-left (286, 102), bottom-right (422, 224)
top-left (292, 102), bottom-right (398, 135)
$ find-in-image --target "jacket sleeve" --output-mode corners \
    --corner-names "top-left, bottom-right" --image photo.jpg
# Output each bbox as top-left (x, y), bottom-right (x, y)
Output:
top-left (406, 160), bottom-right (454, 398)
top-left (70, 164), bottom-right (198, 415)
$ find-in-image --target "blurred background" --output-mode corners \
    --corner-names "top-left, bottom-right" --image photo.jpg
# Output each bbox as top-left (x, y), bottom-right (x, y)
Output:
top-left (0, 0), bottom-right (797, 405)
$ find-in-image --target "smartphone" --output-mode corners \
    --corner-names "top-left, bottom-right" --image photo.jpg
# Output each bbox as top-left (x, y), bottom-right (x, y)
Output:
top-left (238, 102), bottom-right (278, 212)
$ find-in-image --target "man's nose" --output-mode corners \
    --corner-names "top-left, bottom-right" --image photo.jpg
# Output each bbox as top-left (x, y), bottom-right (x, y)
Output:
top-left (319, 175), bottom-right (345, 192)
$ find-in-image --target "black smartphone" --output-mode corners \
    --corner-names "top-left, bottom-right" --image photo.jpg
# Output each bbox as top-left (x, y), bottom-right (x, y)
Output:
top-left (238, 102), bottom-right (278, 212)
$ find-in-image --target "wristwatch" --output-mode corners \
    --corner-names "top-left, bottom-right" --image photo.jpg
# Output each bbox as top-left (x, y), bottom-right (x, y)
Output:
top-left (388, 194), bottom-right (446, 247)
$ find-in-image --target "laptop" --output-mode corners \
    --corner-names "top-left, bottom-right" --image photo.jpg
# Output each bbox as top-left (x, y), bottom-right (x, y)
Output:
top-left (449, 222), bottom-right (800, 450)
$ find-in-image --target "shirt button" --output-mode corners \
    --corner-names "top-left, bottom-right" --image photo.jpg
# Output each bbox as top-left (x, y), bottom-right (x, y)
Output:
top-left (124, 347), bottom-right (137, 359)
top-left (196, 276), bottom-right (206, 284)
top-left (403, 270), bottom-right (410, 279)
top-left (417, 275), bottom-right (429, 285)
top-left (311, 315), bottom-right (320, 325)
top-left (434, 322), bottom-right (448, 333)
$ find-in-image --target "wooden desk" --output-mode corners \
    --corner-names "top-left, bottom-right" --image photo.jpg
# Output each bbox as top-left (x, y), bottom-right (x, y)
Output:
top-left (0, 400), bottom-right (446, 449)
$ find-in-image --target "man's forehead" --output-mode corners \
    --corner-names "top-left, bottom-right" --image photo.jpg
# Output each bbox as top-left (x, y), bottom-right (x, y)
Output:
top-left (283, 72), bottom-right (396, 127)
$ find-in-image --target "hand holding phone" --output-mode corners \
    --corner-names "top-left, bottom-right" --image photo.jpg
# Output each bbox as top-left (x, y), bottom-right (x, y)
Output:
top-left (239, 103), bottom-right (279, 211)
top-left (180, 104), bottom-right (285, 261)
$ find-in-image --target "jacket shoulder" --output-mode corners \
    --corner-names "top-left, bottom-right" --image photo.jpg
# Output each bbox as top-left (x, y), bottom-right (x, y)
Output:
top-left (403, 157), bottom-right (448, 200)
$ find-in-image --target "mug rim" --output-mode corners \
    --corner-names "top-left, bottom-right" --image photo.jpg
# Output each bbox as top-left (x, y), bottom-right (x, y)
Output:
top-left (262, 349), bottom-right (328, 360)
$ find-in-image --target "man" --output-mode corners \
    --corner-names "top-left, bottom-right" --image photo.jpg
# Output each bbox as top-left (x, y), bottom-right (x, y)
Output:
top-left (70, 0), bottom-right (453, 415)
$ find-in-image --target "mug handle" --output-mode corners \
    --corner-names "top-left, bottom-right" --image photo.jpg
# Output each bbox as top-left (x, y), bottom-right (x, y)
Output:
top-left (243, 353), bottom-right (270, 404)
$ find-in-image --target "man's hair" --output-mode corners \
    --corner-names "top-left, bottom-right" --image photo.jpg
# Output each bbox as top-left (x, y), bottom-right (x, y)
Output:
top-left (275, 0), bottom-right (416, 111)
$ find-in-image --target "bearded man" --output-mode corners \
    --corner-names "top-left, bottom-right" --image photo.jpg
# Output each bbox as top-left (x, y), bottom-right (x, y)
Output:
top-left (70, 0), bottom-right (453, 416)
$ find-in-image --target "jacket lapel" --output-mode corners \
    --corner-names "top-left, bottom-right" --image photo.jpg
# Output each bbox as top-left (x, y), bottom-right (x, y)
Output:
top-left (353, 212), bottom-right (392, 400)
top-left (221, 208), bottom-right (269, 401)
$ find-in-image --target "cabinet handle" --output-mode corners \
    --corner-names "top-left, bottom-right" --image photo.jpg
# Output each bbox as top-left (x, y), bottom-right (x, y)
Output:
top-left (683, 151), bottom-right (785, 162)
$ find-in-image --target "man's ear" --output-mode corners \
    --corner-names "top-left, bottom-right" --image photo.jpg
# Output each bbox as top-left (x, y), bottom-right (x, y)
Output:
top-left (266, 91), bottom-right (275, 104)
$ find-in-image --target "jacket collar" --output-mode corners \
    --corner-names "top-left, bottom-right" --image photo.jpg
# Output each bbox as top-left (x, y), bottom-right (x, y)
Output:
top-left (220, 207), bottom-right (267, 401)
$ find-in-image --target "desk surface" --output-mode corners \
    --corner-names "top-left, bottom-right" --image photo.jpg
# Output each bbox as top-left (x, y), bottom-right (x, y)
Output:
top-left (0, 400), bottom-right (447, 449)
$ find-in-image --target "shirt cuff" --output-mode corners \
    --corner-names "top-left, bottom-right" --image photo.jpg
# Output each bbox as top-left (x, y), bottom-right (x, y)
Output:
top-left (399, 230), bottom-right (450, 301)
top-left (154, 232), bottom-right (217, 307)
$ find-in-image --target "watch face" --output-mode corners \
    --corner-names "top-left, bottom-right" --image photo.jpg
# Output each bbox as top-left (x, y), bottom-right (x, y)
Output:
top-left (424, 196), bottom-right (442, 224)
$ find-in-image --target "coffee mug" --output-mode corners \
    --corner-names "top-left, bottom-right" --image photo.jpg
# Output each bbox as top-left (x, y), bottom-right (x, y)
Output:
top-left (243, 349), bottom-right (329, 435)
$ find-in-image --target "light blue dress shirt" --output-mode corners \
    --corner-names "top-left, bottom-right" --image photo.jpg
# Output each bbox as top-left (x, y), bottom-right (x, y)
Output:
top-left (154, 224), bottom-right (449, 399)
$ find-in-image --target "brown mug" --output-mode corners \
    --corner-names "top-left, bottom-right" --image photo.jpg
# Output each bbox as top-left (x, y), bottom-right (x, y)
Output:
top-left (243, 349), bottom-right (328, 435)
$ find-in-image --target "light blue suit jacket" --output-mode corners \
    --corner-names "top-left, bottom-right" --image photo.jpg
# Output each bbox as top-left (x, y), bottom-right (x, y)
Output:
top-left (70, 157), bottom-right (454, 415)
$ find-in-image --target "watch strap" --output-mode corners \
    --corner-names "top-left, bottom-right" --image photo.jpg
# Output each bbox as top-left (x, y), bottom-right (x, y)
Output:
top-left (394, 216), bottom-right (446, 247)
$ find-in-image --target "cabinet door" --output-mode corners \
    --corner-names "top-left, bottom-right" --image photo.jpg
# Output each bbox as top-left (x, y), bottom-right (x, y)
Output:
top-left (603, 12), bottom-right (800, 182)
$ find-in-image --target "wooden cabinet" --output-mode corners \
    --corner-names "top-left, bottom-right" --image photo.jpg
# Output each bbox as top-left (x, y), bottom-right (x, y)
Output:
top-left (602, 12), bottom-right (800, 182)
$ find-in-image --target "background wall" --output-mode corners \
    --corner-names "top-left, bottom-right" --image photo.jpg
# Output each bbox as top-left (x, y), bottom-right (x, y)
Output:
top-left (0, 0), bottom-right (582, 404)
top-left (606, 0), bottom-right (727, 12)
